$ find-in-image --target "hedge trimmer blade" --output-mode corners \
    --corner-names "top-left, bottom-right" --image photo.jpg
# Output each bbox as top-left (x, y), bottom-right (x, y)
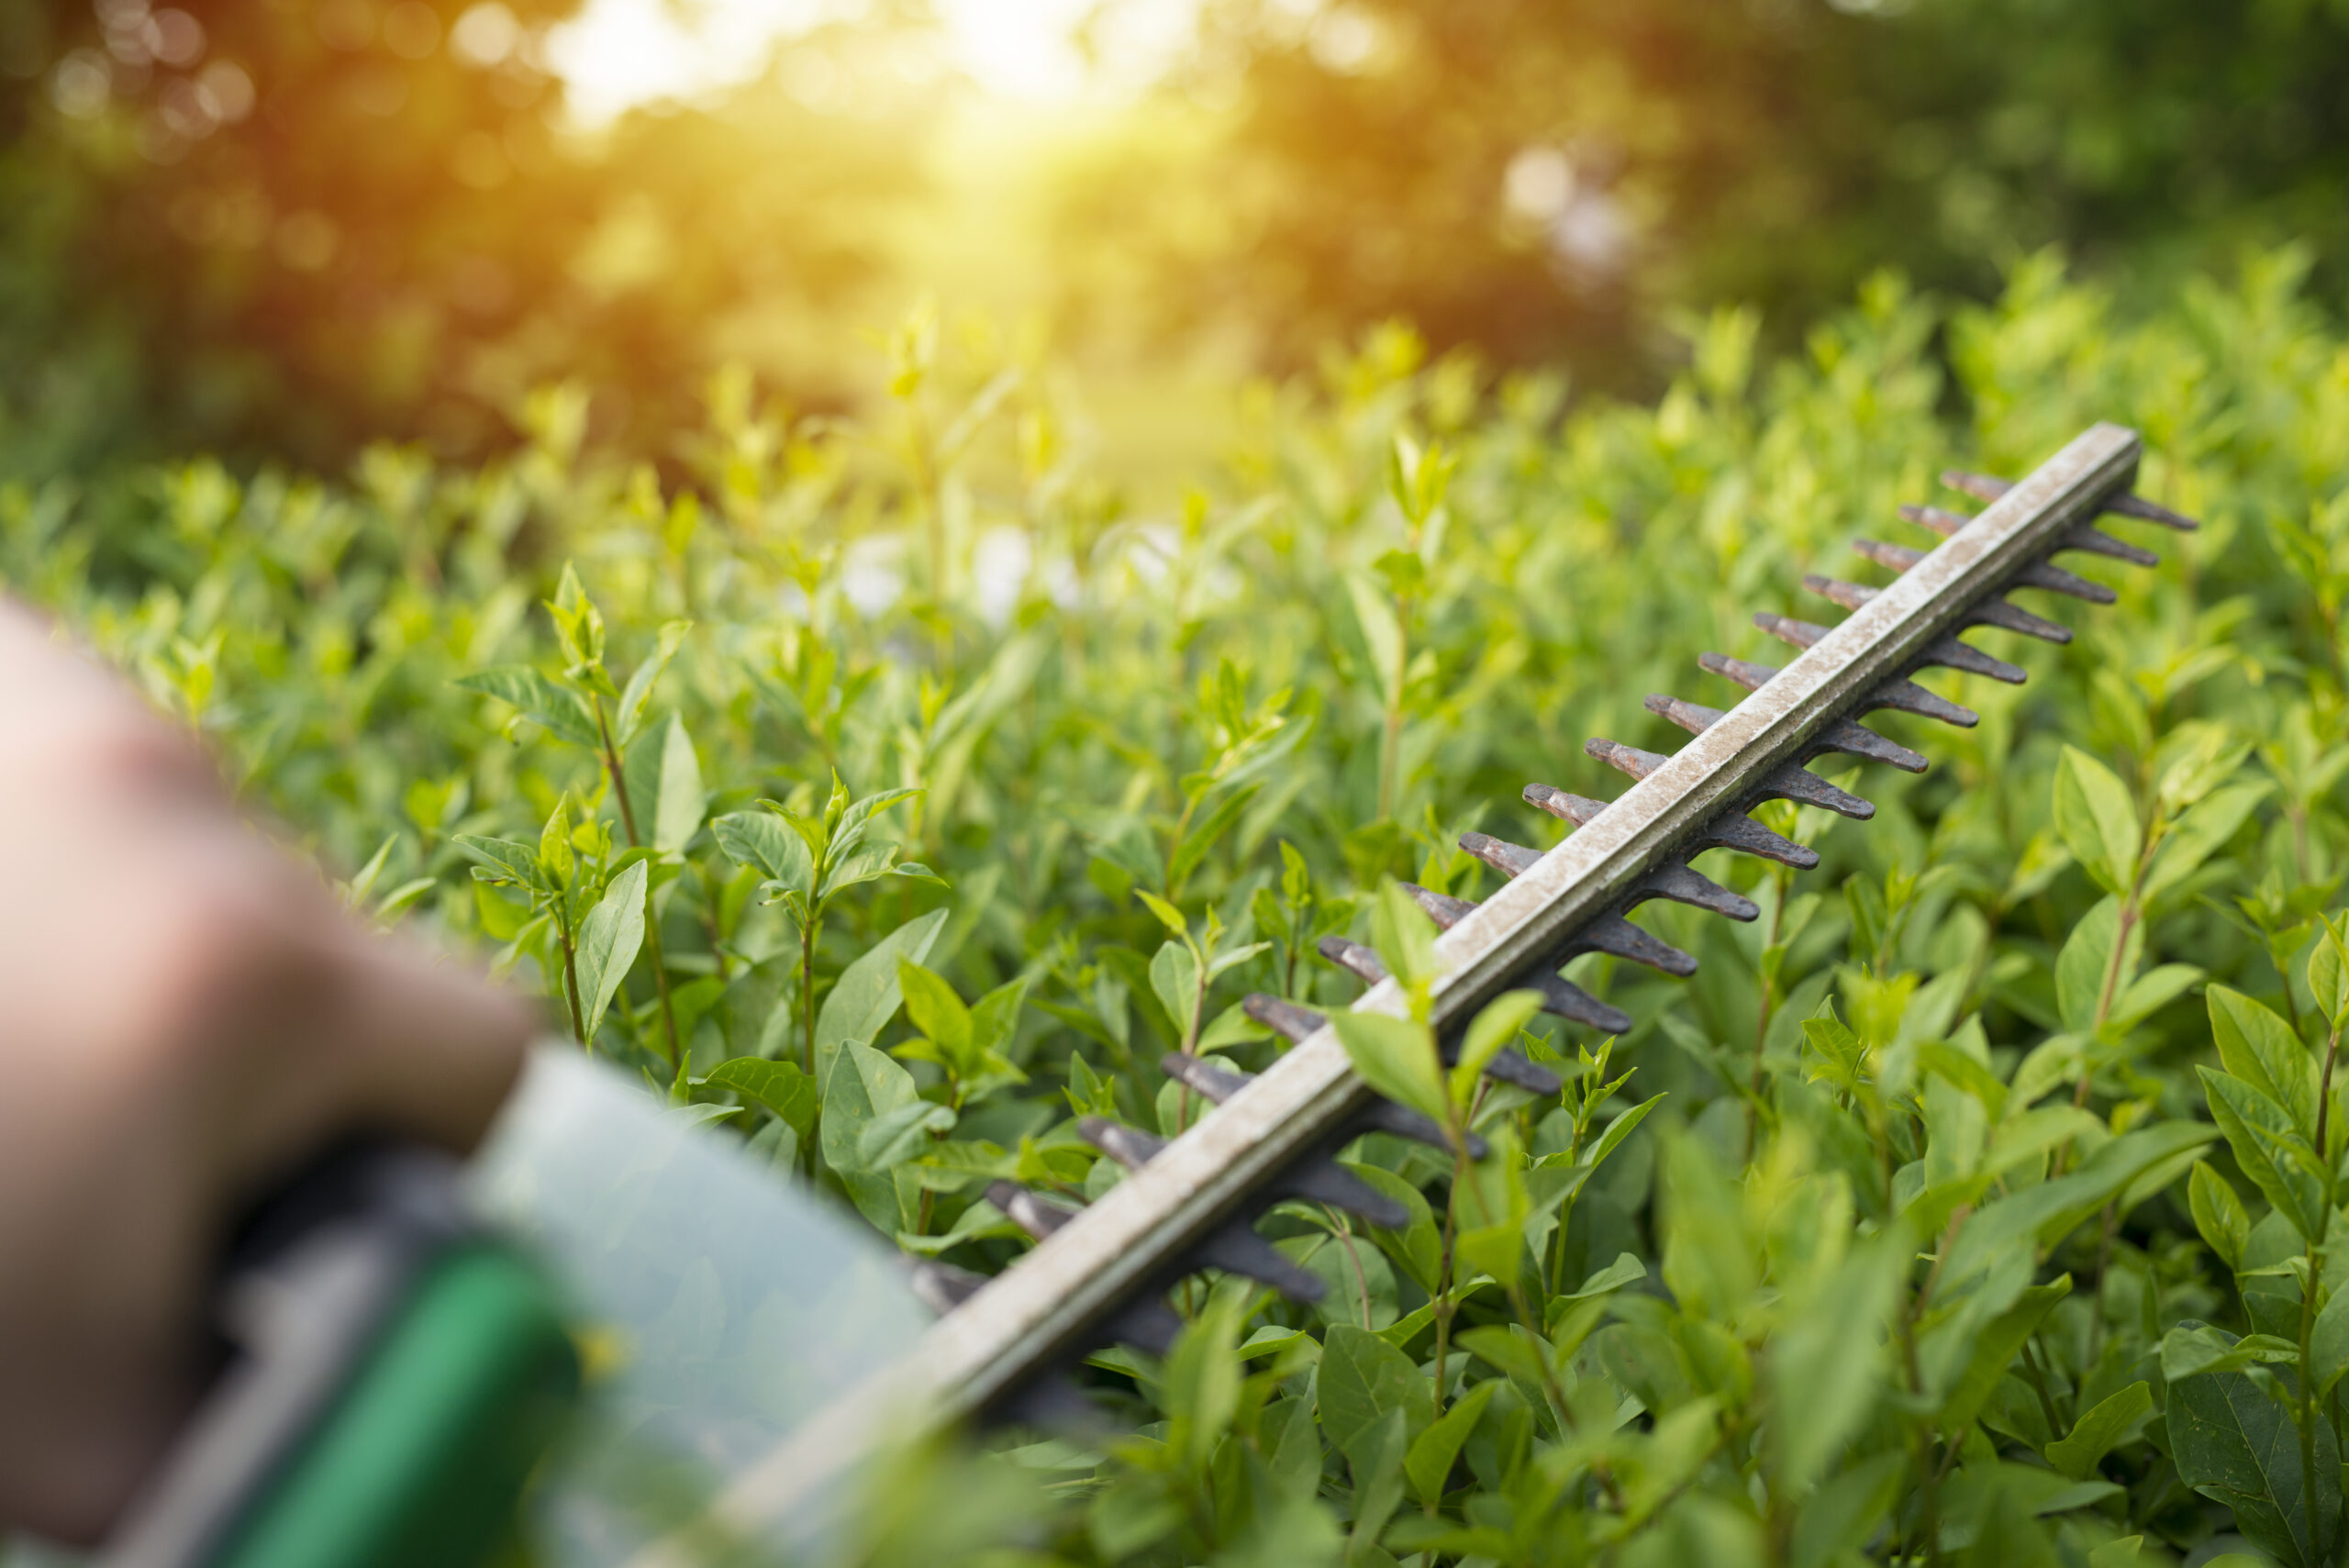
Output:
top-left (625, 422), bottom-right (2191, 1565)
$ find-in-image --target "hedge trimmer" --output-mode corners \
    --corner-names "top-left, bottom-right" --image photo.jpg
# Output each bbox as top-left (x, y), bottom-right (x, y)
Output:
top-left (99, 424), bottom-right (2192, 1568)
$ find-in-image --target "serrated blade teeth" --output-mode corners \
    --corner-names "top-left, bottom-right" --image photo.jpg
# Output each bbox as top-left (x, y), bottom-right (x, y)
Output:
top-left (2014, 558), bottom-right (2117, 605)
top-left (1460, 830), bottom-right (1542, 877)
top-left (1363, 1098), bottom-right (1469, 1151)
top-left (1898, 502), bottom-right (1967, 538)
top-left (1700, 651), bottom-right (1778, 692)
top-left (1643, 692), bottom-right (1726, 734)
top-left (2059, 522), bottom-right (2158, 566)
top-left (1854, 538), bottom-right (1927, 573)
top-left (1803, 573), bottom-right (1876, 613)
top-left (1322, 922), bottom-right (1615, 1048)
top-left (1400, 882), bottom-right (1478, 929)
top-left (1637, 862), bottom-right (1759, 921)
top-left (1816, 717), bottom-right (1930, 773)
top-left (1467, 1046), bottom-right (1561, 1095)
top-left (1317, 934), bottom-right (1386, 985)
top-left (994, 1373), bottom-right (1100, 1430)
top-left (1162, 1051), bottom-right (1251, 1103)
top-left (956, 1260), bottom-right (1179, 1374)
top-left (1700, 657), bottom-right (1930, 766)
top-left (1942, 468), bottom-right (2198, 530)
top-left (1755, 611), bottom-right (1831, 650)
top-left (1104, 1299), bottom-right (1186, 1358)
top-left (910, 1261), bottom-right (989, 1316)
top-left (1525, 782), bottom-right (1604, 825)
top-left (1799, 577), bottom-right (2060, 656)
top-left (1570, 913), bottom-right (1697, 976)
top-left (1171, 1044), bottom-right (1461, 1159)
top-left (1586, 737), bottom-right (1667, 781)
top-left (988, 1180), bottom-right (1076, 1240)
top-left (1923, 633), bottom-right (2026, 684)
top-left (1761, 763), bottom-right (1873, 819)
top-left (1242, 994), bottom-right (1325, 1042)
top-left (1704, 812), bottom-right (1821, 867)
top-left (1528, 973), bottom-right (1631, 1035)
top-left (1866, 677), bottom-right (1979, 728)
top-left (1080, 1116), bottom-right (1165, 1170)
top-left (1186, 1222), bottom-right (1325, 1302)
top-left (1275, 1161), bottom-right (1413, 1228)
top-left (1967, 595), bottom-right (2072, 644)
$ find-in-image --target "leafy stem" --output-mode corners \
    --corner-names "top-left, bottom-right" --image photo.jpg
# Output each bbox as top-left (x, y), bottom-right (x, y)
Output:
top-left (594, 691), bottom-right (683, 1070)
top-left (2302, 1019), bottom-right (2341, 1559)
top-left (551, 895), bottom-right (586, 1044)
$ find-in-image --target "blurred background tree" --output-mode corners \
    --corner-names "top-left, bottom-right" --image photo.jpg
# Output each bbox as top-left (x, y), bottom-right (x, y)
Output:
top-left (3, 0), bottom-right (2346, 473)
top-left (1054, 0), bottom-right (2349, 387)
top-left (0, 0), bottom-right (931, 472)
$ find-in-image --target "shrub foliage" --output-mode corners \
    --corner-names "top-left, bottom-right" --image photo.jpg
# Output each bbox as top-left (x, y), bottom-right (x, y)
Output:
top-left (8, 254), bottom-right (2349, 1564)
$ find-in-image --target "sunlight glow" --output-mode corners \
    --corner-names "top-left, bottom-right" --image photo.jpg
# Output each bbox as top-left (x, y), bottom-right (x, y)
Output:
top-left (549, 0), bottom-right (1197, 123)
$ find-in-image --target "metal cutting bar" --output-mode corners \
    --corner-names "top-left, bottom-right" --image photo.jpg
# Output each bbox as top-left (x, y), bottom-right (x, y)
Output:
top-left (628, 420), bottom-right (2145, 1564)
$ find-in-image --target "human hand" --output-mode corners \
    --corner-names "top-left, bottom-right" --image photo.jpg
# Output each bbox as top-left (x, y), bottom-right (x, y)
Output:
top-left (0, 600), bottom-right (533, 1543)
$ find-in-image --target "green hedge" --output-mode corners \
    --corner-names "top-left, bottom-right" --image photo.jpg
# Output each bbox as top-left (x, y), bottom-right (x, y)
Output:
top-left (9, 250), bottom-right (2349, 1566)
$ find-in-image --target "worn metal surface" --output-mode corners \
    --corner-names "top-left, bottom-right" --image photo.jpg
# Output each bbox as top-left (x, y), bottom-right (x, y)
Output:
top-left (625, 421), bottom-right (2148, 1566)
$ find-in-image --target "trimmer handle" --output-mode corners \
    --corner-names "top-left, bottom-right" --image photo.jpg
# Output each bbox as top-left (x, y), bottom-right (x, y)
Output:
top-left (100, 1144), bottom-right (579, 1568)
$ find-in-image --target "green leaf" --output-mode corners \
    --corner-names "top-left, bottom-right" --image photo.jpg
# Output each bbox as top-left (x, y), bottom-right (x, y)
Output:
top-left (1451, 989), bottom-right (1542, 1110)
top-left (453, 834), bottom-right (547, 892)
top-left (1936, 1123), bottom-right (2216, 1293)
top-left (1456, 1324), bottom-right (1549, 1386)
top-left (812, 909), bottom-right (950, 1077)
top-left (2046, 1381), bottom-right (2152, 1480)
top-left (2210, 984), bottom-right (2319, 1136)
top-left (2199, 1067), bottom-right (2327, 1241)
top-left (1163, 1296), bottom-right (1244, 1475)
top-left (1371, 878), bottom-right (1439, 990)
top-left (453, 665), bottom-right (598, 748)
top-left (856, 1099), bottom-right (956, 1170)
top-left (1148, 940), bottom-right (1202, 1049)
top-left (1771, 1227), bottom-right (1909, 1488)
top-left (1404, 1378), bottom-right (1497, 1507)
top-left (2310, 914), bottom-right (2349, 1032)
top-left (2162, 1323), bottom-right (2297, 1382)
top-left (538, 794), bottom-right (574, 888)
top-left (1344, 1162), bottom-right (1442, 1294)
top-left (1134, 889), bottom-right (1187, 937)
top-left (898, 960), bottom-right (974, 1062)
top-left (613, 618), bottom-right (690, 745)
top-left (651, 714), bottom-right (706, 854)
top-left (2168, 1321), bottom-right (2343, 1568)
top-left (818, 842), bottom-right (899, 900)
top-left (1344, 570), bottom-right (1406, 712)
top-left (1938, 1274), bottom-right (2071, 1436)
top-left (2310, 1284), bottom-right (2349, 1399)
top-left (1563, 1251), bottom-right (1647, 1300)
top-left (1791, 1451), bottom-right (1904, 1568)
top-left (1167, 782), bottom-right (1261, 895)
top-left (969, 974), bottom-right (1029, 1059)
top-left (2107, 962), bottom-right (2203, 1031)
top-left (1585, 1092), bottom-right (1666, 1172)
top-left (706, 1056), bottom-right (818, 1140)
top-left (714, 810), bottom-right (816, 900)
top-left (2143, 780), bottom-right (2272, 905)
top-left (2054, 895), bottom-right (2130, 1034)
top-left (1330, 1010), bottom-right (1448, 1128)
top-left (820, 1041), bottom-right (921, 1230)
top-left (1197, 1001), bottom-right (1271, 1052)
top-left (2053, 745), bottom-right (2142, 897)
top-left (1316, 1324), bottom-right (1427, 1469)
top-left (2189, 1161), bottom-right (2252, 1272)
top-left (573, 859), bottom-right (649, 1041)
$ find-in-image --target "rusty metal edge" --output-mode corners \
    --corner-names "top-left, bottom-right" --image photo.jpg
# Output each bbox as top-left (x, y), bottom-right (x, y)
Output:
top-left (629, 421), bottom-right (2144, 1563)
